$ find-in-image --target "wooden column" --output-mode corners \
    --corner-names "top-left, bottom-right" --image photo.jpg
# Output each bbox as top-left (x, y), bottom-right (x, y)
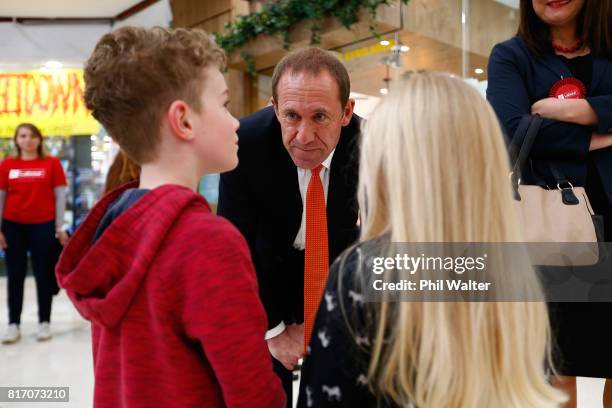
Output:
top-left (171, 0), bottom-right (256, 117)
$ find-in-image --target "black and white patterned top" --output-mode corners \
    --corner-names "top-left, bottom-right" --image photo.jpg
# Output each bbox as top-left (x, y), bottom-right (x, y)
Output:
top-left (297, 244), bottom-right (415, 408)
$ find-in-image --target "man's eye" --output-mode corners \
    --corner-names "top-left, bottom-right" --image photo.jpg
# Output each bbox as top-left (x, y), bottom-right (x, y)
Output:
top-left (314, 113), bottom-right (327, 122)
top-left (286, 113), bottom-right (298, 121)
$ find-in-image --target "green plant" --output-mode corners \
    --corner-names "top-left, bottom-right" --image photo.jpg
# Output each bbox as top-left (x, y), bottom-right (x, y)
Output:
top-left (214, 0), bottom-right (410, 74)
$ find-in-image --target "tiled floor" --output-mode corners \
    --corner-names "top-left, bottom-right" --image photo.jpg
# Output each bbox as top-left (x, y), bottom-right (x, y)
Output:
top-left (0, 277), bottom-right (607, 408)
top-left (0, 277), bottom-right (93, 408)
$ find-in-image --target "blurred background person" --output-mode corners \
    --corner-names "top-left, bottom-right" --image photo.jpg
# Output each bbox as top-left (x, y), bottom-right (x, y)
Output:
top-left (297, 73), bottom-right (566, 408)
top-left (487, 0), bottom-right (612, 406)
top-left (0, 123), bottom-right (68, 344)
top-left (103, 150), bottom-right (141, 194)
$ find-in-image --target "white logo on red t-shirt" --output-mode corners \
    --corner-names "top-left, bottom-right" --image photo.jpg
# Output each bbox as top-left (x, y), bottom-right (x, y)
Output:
top-left (8, 169), bottom-right (46, 180)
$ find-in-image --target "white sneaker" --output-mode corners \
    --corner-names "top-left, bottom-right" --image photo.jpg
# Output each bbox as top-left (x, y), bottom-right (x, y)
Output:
top-left (1, 324), bottom-right (20, 344)
top-left (36, 322), bottom-right (52, 342)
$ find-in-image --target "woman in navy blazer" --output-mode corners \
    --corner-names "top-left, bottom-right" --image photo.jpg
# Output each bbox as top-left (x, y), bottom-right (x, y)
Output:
top-left (487, 0), bottom-right (612, 406)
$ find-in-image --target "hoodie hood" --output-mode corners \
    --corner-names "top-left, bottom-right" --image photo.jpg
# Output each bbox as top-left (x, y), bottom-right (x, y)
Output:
top-left (56, 183), bottom-right (210, 328)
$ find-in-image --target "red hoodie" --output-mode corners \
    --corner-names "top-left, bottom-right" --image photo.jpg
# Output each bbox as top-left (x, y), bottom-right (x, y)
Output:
top-left (56, 183), bottom-right (285, 408)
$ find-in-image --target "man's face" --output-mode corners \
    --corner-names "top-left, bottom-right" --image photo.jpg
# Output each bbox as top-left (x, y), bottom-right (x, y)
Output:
top-left (273, 70), bottom-right (354, 169)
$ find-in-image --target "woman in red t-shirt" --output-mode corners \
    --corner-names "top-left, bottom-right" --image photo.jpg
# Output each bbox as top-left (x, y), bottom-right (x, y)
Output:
top-left (0, 123), bottom-right (68, 344)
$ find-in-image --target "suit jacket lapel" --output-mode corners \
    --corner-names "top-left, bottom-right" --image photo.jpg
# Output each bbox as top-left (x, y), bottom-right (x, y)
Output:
top-left (537, 52), bottom-right (573, 80)
top-left (537, 50), bottom-right (608, 93)
top-left (272, 126), bottom-right (303, 244)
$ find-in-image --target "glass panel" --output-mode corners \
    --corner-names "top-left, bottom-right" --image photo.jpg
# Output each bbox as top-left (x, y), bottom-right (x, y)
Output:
top-left (337, 0), bottom-right (519, 99)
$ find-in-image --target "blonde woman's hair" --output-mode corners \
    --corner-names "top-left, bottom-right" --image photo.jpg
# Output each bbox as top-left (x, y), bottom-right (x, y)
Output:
top-left (356, 72), bottom-right (565, 407)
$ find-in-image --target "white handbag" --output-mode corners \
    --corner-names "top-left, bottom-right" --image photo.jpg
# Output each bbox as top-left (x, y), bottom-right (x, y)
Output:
top-left (509, 115), bottom-right (601, 266)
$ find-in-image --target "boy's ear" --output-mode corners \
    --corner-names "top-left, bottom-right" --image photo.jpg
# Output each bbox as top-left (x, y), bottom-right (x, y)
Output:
top-left (167, 100), bottom-right (194, 141)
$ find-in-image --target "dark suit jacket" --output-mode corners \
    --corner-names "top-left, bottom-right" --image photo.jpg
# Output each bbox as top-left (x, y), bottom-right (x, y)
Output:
top-left (487, 36), bottom-right (612, 202)
top-left (218, 105), bottom-right (360, 330)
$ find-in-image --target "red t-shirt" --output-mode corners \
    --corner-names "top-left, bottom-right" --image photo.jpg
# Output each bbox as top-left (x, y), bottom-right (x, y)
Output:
top-left (0, 156), bottom-right (67, 224)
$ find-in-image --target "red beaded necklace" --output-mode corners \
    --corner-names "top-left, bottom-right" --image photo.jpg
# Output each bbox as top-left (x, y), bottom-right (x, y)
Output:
top-left (552, 38), bottom-right (584, 54)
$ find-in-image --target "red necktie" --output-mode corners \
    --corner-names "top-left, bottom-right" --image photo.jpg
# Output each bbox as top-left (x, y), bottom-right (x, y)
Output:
top-left (304, 165), bottom-right (329, 351)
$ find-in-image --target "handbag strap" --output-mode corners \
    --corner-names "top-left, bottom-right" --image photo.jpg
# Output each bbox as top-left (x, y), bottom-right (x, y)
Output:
top-left (510, 114), bottom-right (543, 177)
top-left (508, 115), bottom-right (533, 164)
top-left (548, 163), bottom-right (580, 205)
top-left (508, 115), bottom-right (581, 205)
top-left (509, 115), bottom-right (543, 198)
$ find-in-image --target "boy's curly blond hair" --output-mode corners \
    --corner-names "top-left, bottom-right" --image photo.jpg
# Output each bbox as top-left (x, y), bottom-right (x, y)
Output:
top-left (84, 27), bottom-right (226, 163)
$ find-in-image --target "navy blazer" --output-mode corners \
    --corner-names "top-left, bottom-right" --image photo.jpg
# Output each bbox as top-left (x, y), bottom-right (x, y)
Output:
top-left (217, 106), bottom-right (360, 330)
top-left (487, 36), bottom-right (612, 203)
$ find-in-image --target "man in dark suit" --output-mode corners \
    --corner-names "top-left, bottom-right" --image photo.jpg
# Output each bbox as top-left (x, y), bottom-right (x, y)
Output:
top-left (218, 47), bottom-right (360, 406)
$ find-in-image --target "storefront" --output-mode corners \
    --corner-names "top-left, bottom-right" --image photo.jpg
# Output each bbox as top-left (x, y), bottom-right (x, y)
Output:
top-left (0, 67), bottom-right (113, 232)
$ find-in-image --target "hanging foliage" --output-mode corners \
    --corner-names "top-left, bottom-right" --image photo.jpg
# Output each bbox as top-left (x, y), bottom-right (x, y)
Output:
top-left (214, 0), bottom-right (410, 74)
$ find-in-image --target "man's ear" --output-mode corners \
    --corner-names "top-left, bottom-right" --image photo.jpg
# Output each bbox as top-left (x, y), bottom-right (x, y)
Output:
top-left (341, 98), bottom-right (356, 127)
top-left (271, 96), bottom-right (281, 121)
top-left (167, 100), bottom-right (194, 141)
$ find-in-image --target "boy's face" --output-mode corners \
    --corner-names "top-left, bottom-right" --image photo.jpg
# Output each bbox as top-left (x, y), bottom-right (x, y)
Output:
top-left (192, 67), bottom-right (240, 174)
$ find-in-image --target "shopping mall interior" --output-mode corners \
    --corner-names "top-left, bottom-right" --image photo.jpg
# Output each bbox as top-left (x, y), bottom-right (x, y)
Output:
top-left (0, 0), bottom-right (608, 407)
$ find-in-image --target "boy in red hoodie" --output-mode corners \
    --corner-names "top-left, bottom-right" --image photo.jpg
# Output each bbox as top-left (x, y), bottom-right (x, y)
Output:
top-left (55, 27), bottom-right (285, 408)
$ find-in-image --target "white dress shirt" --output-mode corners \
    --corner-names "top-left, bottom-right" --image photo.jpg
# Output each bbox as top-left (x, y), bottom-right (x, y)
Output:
top-left (265, 149), bottom-right (335, 340)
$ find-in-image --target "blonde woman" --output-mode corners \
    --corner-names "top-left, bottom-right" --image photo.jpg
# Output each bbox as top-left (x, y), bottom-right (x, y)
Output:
top-left (296, 73), bottom-right (566, 408)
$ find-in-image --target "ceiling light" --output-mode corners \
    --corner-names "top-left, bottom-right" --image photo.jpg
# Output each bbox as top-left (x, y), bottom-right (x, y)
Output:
top-left (400, 45), bottom-right (410, 52)
top-left (474, 68), bottom-right (484, 75)
top-left (380, 88), bottom-right (388, 95)
top-left (44, 61), bottom-right (63, 69)
top-left (380, 40), bottom-right (390, 46)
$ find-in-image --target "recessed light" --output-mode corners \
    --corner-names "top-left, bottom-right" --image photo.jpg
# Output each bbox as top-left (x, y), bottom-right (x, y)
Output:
top-left (400, 45), bottom-right (410, 52)
top-left (380, 40), bottom-right (390, 46)
top-left (380, 88), bottom-right (388, 95)
top-left (474, 68), bottom-right (484, 75)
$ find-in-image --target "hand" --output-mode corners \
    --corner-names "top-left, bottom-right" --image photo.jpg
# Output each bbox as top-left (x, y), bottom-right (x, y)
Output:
top-left (267, 328), bottom-right (304, 370)
top-left (0, 232), bottom-right (6, 249)
top-left (56, 230), bottom-right (70, 247)
top-left (590, 133), bottom-right (612, 151)
top-left (531, 97), bottom-right (569, 121)
top-left (531, 98), bottom-right (597, 125)
top-left (285, 323), bottom-right (304, 347)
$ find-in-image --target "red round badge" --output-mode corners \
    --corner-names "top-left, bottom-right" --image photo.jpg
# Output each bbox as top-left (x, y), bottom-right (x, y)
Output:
top-left (549, 77), bottom-right (586, 99)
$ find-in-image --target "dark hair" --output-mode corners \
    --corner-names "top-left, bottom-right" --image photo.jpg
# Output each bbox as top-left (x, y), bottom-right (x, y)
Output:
top-left (14, 123), bottom-right (46, 158)
top-left (271, 47), bottom-right (351, 107)
top-left (518, 0), bottom-right (612, 58)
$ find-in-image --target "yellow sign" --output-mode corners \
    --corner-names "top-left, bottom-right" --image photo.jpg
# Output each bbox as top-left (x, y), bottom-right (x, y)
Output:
top-left (340, 39), bottom-right (395, 62)
top-left (0, 69), bottom-right (99, 137)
